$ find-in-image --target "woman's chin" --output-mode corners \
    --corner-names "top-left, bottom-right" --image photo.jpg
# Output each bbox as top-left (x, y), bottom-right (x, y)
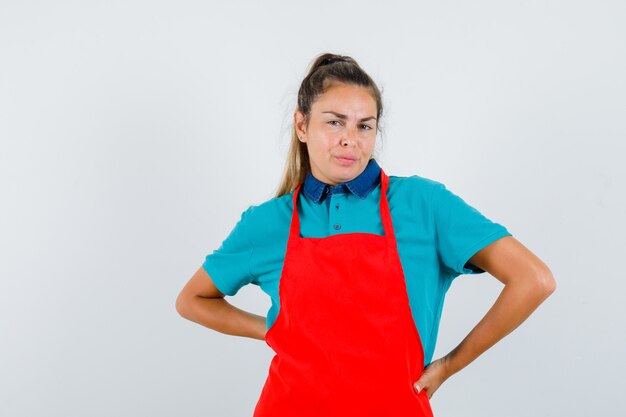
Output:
top-left (331, 166), bottom-right (365, 183)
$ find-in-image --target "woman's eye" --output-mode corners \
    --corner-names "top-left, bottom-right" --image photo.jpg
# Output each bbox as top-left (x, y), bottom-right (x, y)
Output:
top-left (327, 121), bottom-right (373, 130)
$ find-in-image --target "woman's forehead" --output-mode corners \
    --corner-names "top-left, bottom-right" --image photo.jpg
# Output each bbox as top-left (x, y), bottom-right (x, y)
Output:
top-left (312, 84), bottom-right (377, 114)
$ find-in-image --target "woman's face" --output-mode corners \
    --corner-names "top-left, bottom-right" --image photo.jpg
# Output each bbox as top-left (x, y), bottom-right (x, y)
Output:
top-left (295, 82), bottom-right (378, 186)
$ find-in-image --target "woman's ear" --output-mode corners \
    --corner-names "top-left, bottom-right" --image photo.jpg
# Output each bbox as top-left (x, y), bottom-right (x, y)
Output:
top-left (294, 111), bottom-right (307, 142)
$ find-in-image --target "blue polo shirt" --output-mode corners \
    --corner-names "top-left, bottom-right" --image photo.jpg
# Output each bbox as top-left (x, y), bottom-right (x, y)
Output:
top-left (202, 159), bottom-right (512, 367)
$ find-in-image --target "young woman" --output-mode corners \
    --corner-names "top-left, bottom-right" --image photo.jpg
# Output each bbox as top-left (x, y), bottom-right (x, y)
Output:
top-left (176, 53), bottom-right (556, 416)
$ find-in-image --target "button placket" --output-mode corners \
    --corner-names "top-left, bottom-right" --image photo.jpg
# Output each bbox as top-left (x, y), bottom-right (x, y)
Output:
top-left (328, 193), bottom-right (346, 234)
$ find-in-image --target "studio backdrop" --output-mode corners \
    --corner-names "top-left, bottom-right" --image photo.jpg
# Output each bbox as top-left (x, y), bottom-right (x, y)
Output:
top-left (1, 1), bottom-right (624, 416)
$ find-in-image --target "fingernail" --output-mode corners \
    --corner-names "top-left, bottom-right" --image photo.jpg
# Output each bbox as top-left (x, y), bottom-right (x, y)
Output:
top-left (414, 383), bottom-right (421, 393)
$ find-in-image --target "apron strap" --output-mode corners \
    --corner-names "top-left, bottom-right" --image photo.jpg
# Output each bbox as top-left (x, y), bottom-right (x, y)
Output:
top-left (378, 169), bottom-right (397, 241)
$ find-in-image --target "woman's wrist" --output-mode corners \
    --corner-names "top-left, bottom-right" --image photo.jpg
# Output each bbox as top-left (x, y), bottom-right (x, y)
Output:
top-left (441, 349), bottom-right (463, 379)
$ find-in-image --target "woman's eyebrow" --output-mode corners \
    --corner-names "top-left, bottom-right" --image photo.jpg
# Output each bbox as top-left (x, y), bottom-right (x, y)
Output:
top-left (322, 111), bottom-right (377, 122)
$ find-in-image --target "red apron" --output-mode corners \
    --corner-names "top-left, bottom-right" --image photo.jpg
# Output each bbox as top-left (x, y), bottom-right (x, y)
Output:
top-left (253, 169), bottom-right (434, 417)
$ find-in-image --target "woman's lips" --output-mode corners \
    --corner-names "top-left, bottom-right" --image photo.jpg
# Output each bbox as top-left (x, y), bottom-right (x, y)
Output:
top-left (335, 156), bottom-right (356, 165)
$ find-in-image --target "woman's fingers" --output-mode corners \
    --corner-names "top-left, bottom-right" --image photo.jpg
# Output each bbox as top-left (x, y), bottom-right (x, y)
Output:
top-left (414, 357), bottom-right (450, 399)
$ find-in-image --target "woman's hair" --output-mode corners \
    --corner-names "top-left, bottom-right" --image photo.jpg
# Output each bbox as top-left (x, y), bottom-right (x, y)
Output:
top-left (274, 52), bottom-right (384, 198)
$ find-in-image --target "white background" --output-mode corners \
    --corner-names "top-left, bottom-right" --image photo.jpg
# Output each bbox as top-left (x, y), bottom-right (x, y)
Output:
top-left (1, 1), bottom-right (624, 416)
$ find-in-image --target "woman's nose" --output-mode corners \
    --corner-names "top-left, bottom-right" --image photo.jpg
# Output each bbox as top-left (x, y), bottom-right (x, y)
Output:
top-left (341, 126), bottom-right (357, 146)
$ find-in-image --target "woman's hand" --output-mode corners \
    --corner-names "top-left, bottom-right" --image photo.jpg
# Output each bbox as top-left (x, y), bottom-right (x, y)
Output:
top-left (413, 356), bottom-right (451, 400)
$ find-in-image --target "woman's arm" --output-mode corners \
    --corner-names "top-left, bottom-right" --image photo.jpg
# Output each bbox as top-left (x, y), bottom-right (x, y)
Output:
top-left (175, 266), bottom-right (267, 340)
top-left (415, 235), bottom-right (556, 398)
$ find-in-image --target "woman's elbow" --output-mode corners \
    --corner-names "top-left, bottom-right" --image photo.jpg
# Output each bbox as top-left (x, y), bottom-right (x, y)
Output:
top-left (536, 266), bottom-right (557, 299)
top-left (175, 292), bottom-right (193, 319)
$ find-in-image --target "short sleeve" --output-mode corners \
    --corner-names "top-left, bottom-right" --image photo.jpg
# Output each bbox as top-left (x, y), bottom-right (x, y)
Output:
top-left (432, 182), bottom-right (512, 277)
top-left (202, 208), bottom-right (255, 296)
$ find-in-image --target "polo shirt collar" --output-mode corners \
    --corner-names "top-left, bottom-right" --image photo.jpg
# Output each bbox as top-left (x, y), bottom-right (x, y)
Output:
top-left (302, 158), bottom-right (381, 204)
